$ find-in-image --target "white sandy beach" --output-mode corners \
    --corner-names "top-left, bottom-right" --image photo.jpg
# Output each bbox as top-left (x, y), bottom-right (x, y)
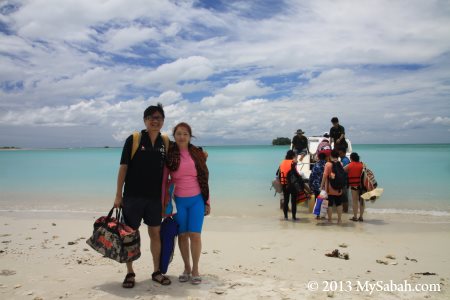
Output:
top-left (1, 209), bottom-right (449, 300)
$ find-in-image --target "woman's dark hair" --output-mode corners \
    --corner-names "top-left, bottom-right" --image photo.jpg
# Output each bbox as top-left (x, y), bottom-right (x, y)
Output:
top-left (318, 152), bottom-right (326, 160)
top-left (143, 103), bottom-right (165, 119)
top-left (285, 150), bottom-right (295, 159)
top-left (331, 149), bottom-right (339, 158)
top-left (350, 152), bottom-right (360, 162)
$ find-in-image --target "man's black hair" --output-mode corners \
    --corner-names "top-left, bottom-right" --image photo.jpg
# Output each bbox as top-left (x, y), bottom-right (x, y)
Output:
top-left (285, 150), bottom-right (296, 159)
top-left (331, 149), bottom-right (340, 158)
top-left (331, 117), bottom-right (339, 123)
top-left (143, 103), bottom-right (165, 119)
top-left (350, 152), bottom-right (360, 162)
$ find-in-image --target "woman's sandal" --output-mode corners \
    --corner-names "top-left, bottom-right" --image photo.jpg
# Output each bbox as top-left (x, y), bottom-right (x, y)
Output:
top-left (358, 217), bottom-right (364, 222)
top-left (152, 271), bottom-right (171, 286)
top-left (191, 276), bottom-right (202, 285)
top-left (122, 272), bottom-right (136, 288)
top-left (350, 217), bottom-right (358, 222)
top-left (178, 273), bottom-right (191, 283)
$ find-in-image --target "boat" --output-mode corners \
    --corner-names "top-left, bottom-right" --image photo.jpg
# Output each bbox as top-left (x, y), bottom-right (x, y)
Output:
top-left (292, 135), bottom-right (353, 181)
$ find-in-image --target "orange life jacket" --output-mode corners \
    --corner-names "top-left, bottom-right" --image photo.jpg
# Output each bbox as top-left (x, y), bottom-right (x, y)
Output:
top-left (347, 162), bottom-right (363, 187)
top-left (279, 159), bottom-right (294, 185)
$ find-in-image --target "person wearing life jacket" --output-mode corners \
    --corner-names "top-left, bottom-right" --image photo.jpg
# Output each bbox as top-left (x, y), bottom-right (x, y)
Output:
top-left (277, 150), bottom-right (298, 220)
top-left (344, 153), bottom-right (364, 222)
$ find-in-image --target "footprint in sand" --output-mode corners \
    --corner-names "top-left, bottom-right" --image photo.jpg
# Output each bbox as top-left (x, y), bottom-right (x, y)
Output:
top-left (0, 270), bottom-right (16, 276)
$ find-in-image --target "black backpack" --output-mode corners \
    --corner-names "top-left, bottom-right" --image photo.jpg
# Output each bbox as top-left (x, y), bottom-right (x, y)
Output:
top-left (329, 161), bottom-right (346, 190)
top-left (286, 166), bottom-right (304, 193)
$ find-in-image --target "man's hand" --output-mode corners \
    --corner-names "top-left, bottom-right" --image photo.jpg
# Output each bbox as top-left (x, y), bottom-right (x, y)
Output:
top-left (114, 195), bottom-right (123, 208)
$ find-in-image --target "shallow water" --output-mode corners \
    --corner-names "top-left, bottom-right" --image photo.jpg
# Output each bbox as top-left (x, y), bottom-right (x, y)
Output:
top-left (0, 144), bottom-right (449, 216)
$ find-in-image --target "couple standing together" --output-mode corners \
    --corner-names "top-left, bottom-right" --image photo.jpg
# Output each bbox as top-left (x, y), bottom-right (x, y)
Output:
top-left (114, 103), bottom-right (210, 288)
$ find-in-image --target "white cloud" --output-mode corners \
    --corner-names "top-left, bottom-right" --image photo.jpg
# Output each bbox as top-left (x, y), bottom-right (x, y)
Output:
top-left (432, 116), bottom-right (450, 126)
top-left (218, 79), bottom-right (273, 98)
top-left (102, 26), bottom-right (160, 52)
top-left (1, 0), bottom-right (449, 146)
top-left (137, 56), bottom-right (215, 89)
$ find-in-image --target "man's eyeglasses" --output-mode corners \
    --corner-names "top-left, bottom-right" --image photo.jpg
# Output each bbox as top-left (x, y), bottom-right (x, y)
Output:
top-left (145, 116), bottom-right (164, 122)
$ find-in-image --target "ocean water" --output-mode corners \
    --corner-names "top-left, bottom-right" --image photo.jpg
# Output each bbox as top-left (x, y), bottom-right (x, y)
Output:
top-left (0, 144), bottom-right (449, 216)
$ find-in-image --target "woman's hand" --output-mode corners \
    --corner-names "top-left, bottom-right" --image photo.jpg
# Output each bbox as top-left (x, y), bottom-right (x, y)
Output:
top-left (204, 205), bottom-right (211, 216)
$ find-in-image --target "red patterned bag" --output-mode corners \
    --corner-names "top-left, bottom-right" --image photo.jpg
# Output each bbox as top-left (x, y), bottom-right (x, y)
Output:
top-left (86, 208), bottom-right (140, 263)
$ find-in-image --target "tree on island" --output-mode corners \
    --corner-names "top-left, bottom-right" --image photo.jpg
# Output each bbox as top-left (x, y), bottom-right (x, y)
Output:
top-left (272, 137), bottom-right (291, 145)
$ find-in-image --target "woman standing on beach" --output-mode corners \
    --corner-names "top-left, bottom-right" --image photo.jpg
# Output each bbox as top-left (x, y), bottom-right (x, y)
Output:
top-left (320, 150), bottom-right (344, 224)
top-left (345, 153), bottom-right (364, 221)
top-left (277, 150), bottom-right (298, 220)
top-left (166, 122), bottom-right (210, 285)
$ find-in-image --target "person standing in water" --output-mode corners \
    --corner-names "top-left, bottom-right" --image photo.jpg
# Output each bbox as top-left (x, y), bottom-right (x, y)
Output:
top-left (277, 150), bottom-right (299, 220)
top-left (345, 153), bottom-right (365, 222)
top-left (320, 150), bottom-right (344, 224)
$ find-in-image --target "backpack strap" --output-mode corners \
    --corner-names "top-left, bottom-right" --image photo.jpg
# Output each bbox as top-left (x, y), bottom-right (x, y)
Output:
top-left (132, 132), bottom-right (169, 160)
top-left (161, 134), bottom-right (169, 155)
top-left (131, 131), bottom-right (141, 160)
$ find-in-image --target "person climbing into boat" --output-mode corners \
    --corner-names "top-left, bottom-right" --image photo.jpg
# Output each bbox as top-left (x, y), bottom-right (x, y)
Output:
top-left (314, 133), bottom-right (332, 161)
top-left (292, 129), bottom-right (309, 162)
top-left (344, 153), bottom-right (365, 222)
top-left (277, 150), bottom-right (298, 220)
top-left (329, 117), bottom-right (347, 151)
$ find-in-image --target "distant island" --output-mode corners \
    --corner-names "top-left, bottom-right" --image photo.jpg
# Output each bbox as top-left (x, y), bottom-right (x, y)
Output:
top-left (272, 137), bottom-right (291, 146)
top-left (0, 146), bottom-right (20, 150)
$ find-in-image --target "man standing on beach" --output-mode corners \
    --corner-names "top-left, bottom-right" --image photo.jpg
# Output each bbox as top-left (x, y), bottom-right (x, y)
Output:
top-left (329, 117), bottom-right (347, 151)
top-left (114, 103), bottom-right (171, 288)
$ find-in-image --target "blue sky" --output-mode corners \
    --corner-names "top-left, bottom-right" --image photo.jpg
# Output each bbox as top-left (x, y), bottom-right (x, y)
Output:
top-left (1, 0), bottom-right (449, 147)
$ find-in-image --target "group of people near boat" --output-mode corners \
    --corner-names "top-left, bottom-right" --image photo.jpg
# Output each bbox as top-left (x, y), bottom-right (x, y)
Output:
top-left (114, 104), bottom-right (209, 288)
top-left (277, 117), bottom-right (365, 224)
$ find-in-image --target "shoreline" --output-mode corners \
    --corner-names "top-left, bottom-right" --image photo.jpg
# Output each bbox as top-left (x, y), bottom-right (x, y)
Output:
top-left (1, 205), bottom-right (450, 223)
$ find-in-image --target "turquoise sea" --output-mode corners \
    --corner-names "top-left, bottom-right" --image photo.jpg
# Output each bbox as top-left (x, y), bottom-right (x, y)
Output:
top-left (1, 144), bottom-right (449, 217)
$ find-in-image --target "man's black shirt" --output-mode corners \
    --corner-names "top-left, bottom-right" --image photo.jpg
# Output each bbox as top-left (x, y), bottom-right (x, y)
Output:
top-left (120, 131), bottom-right (166, 198)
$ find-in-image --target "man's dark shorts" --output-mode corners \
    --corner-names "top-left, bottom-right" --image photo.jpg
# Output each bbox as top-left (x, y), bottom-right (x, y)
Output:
top-left (328, 194), bottom-right (343, 207)
top-left (122, 196), bottom-right (162, 229)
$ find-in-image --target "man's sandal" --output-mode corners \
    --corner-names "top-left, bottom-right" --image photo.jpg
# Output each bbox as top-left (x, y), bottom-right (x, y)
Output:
top-left (152, 271), bottom-right (171, 285)
top-left (122, 272), bottom-right (135, 288)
